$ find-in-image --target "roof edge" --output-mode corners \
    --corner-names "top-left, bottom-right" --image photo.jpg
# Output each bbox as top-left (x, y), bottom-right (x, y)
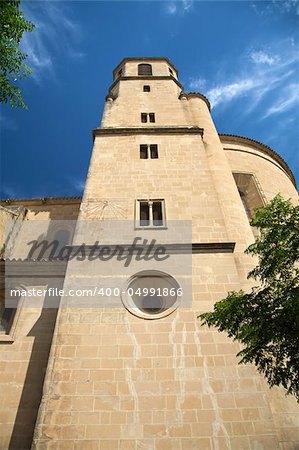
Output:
top-left (219, 133), bottom-right (297, 189)
top-left (0, 196), bottom-right (82, 205)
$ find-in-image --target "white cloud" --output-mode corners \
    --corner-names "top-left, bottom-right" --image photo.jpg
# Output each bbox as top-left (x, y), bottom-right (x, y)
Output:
top-left (250, 51), bottom-right (280, 66)
top-left (182, 0), bottom-right (193, 12)
top-left (245, 69), bottom-right (295, 114)
top-left (187, 40), bottom-right (299, 114)
top-left (188, 77), bottom-right (207, 91)
top-left (252, 0), bottom-right (299, 15)
top-left (164, 0), bottom-right (194, 15)
top-left (166, 3), bottom-right (177, 15)
top-left (72, 179), bottom-right (86, 193)
top-left (20, 3), bottom-right (84, 83)
top-left (277, 0), bottom-right (299, 14)
top-left (263, 83), bottom-right (299, 118)
top-left (207, 79), bottom-right (257, 108)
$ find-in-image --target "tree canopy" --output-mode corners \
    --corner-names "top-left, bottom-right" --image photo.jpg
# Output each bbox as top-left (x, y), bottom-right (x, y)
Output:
top-left (0, 0), bottom-right (34, 108)
top-left (199, 194), bottom-right (299, 401)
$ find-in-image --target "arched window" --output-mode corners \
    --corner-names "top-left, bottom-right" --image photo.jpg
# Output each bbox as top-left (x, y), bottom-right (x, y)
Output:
top-left (138, 64), bottom-right (152, 76)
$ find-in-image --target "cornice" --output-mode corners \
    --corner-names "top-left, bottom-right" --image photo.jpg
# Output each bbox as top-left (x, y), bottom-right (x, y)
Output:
top-left (93, 126), bottom-right (204, 140)
top-left (70, 242), bottom-right (235, 254)
top-left (1, 242), bottom-right (235, 264)
top-left (179, 92), bottom-right (211, 111)
top-left (219, 134), bottom-right (297, 188)
top-left (0, 197), bottom-right (82, 206)
top-left (3, 259), bottom-right (68, 277)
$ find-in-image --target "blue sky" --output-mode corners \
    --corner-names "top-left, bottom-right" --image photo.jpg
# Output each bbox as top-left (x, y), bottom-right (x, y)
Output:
top-left (1, 0), bottom-right (298, 198)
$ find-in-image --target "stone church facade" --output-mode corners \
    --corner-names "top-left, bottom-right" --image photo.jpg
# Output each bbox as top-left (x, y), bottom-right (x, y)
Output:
top-left (0, 57), bottom-right (298, 450)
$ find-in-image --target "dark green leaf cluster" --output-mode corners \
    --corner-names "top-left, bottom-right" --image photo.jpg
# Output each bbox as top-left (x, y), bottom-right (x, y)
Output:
top-left (0, 0), bottom-right (34, 108)
top-left (199, 195), bottom-right (299, 401)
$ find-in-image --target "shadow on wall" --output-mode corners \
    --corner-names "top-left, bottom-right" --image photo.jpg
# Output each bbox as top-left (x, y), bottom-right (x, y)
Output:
top-left (8, 293), bottom-right (62, 450)
top-left (5, 211), bottom-right (72, 449)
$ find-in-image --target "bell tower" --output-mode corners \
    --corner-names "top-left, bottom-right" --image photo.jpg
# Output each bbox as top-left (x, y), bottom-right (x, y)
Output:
top-left (33, 58), bottom-right (299, 449)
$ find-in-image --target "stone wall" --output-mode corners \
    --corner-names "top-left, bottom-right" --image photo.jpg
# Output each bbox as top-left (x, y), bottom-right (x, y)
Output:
top-left (0, 199), bottom-right (80, 450)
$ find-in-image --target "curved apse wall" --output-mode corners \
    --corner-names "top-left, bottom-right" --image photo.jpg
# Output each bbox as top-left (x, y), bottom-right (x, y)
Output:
top-left (220, 134), bottom-right (297, 204)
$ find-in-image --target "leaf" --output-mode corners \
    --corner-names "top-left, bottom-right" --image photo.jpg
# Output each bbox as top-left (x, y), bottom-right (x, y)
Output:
top-left (0, 0), bottom-right (35, 108)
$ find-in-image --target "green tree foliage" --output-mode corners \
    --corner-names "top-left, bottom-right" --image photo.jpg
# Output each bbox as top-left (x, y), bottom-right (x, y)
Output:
top-left (199, 195), bottom-right (299, 400)
top-left (0, 0), bottom-right (34, 108)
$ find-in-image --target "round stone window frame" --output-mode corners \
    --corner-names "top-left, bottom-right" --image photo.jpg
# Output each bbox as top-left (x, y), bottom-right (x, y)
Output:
top-left (121, 269), bottom-right (181, 320)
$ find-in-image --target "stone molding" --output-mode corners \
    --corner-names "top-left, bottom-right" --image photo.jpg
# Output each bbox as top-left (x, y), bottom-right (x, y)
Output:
top-left (69, 242), bottom-right (235, 255)
top-left (179, 91), bottom-right (211, 111)
top-left (93, 126), bottom-right (204, 139)
top-left (0, 197), bottom-right (82, 206)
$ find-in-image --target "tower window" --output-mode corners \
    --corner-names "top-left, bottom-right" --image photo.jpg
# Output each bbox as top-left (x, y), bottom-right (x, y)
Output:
top-left (140, 145), bottom-right (148, 159)
top-left (138, 63), bottom-right (152, 76)
top-left (140, 202), bottom-right (150, 226)
top-left (136, 200), bottom-right (166, 228)
top-left (118, 68), bottom-right (123, 77)
top-left (152, 201), bottom-right (163, 226)
top-left (141, 113), bottom-right (155, 123)
top-left (150, 145), bottom-right (158, 159)
top-left (139, 145), bottom-right (158, 159)
top-left (169, 68), bottom-right (173, 75)
top-left (143, 85), bottom-right (150, 92)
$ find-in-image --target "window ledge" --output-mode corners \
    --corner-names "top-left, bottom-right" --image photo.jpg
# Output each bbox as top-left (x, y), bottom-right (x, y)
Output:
top-left (0, 333), bottom-right (14, 343)
top-left (134, 226), bottom-right (168, 231)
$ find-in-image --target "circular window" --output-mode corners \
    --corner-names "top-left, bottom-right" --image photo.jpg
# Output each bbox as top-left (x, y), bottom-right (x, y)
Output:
top-left (122, 270), bottom-right (181, 319)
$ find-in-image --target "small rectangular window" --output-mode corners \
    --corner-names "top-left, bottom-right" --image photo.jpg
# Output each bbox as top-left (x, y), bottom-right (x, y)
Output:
top-left (1, 265), bottom-right (18, 335)
top-left (140, 202), bottom-right (150, 226)
top-left (152, 202), bottom-right (163, 226)
top-left (140, 145), bottom-right (148, 159)
top-left (143, 85), bottom-right (150, 92)
top-left (136, 200), bottom-right (166, 228)
top-left (0, 307), bottom-right (16, 334)
top-left (150, 145), bottom-right (158, 159)
top-left (169, 68), bottom-right (173, 75)
top-left (141, 113), bottom-right (147, 123)
top-left (149, 113), bottom-right (155, 123)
